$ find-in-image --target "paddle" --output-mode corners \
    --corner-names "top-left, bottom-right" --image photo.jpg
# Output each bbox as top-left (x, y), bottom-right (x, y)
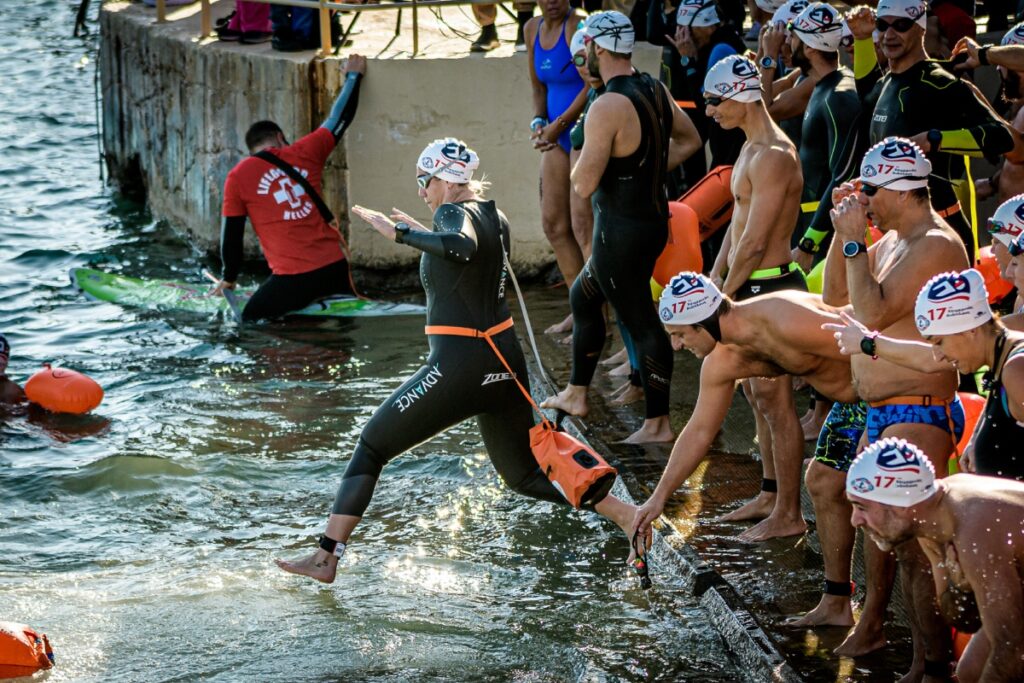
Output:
top-left (203, 270), bottom-right (243, 323)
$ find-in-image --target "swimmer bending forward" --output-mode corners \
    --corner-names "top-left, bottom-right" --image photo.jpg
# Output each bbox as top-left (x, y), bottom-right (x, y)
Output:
top-left (277, 138), bottom-right (644, 583)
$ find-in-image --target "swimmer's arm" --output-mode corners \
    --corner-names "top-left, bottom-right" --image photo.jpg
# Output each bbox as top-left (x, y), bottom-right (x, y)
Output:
top-left (926, 79), bottom-right (1014, 159)
top-left (871, 335), bottom-right (950, 373)
top-left (1001, 355), bottom-right (1024, 423)
top-left (572, 96), bottom-right (618, 198)
top-left (397, 210), bottom-right (478, 262)
top-left (983, 44), bottom-right (1024, 74)
top-left (1003, 312), bottom-right (1024, 332)
top-left (220, 215), bottom-right (246, 283)
top-left (526, 18), bottom-right (548, 124)
top-left (720, 151), bottom-right (795, 297)
top-left (803, 96), bottom-right (863, 251)
top-left (709, 228), bottom-right (731, 284)
top-left (320, 72), bottom-right (363, 142)
top-left (766, 74), bottom-right (815, 124)
top-left (665, 85), bottom-right (702, 170)
top-left (647, 352), bottom-right (739, 505)
top-left (853, 38), bottom-right (880, 94)
top-left (968, 547), bottom-right (1024, 682)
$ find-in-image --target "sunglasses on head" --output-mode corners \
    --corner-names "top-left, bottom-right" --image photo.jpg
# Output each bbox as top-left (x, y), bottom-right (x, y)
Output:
top-left (416, 159), bottom-right (456, 190)
top-left (573, 53), bottom-right (587, 67)
top-left (875, 16), bottom-right (917, 33)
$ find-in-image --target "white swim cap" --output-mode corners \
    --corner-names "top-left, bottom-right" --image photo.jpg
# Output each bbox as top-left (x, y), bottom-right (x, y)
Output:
top-left (1003, 22), bottom-right (1024, 46)
top-left (677, 0), bottom-right (720, 27)
top-left (772, 0), bottom-right (810, 34)
top-left (876, 0), bottom-right (927, 27)
top-left (847, 438), bottom-right (936, 507)
top-left (658, 272), bottom-right (723, 325)
top-left (791, 3), bottom-right (843, 52)
top-left (860, 137), bottom-right (932, 191)
top-left (580, 12), bottom-right (635, 54)
top-left (704, 55), bottom-right (762, 103)
top-left (416, 138), bottom-right (479, 185)
top-left (569, 28), bottom-right (587, 56)
top-left (755, 0), bottom-right (785, 14)
top-left (988, 194), bottom-right (1024, 248)
top-left (914, 269), bottom-right (992, 335)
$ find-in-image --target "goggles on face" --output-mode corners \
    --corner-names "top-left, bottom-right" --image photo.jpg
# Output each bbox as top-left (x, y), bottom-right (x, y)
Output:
top-left (875, 16), bottom-right (916, 33)
top-left (416, 159), bottom-right (456, 190)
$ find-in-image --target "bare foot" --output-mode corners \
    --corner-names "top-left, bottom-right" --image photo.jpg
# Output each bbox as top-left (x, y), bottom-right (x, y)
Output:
top-left (737, 513), bottom-right (807, 542)
top-left (600, 347), bottom-right (628, 366)
top-left (786, 594), bottom-right (855, 627)
top-left (718, 492), bottom-right (775, 522)
top-left (275, 550), bottom-right (338, 584)
top-left (612, 383), bottom-right (643, 406)
top-left (545, 313), bottom-right (573, 335)
top-left (834, 620), bottom-right (887, 657)
top-left (620, 417), bottom-right (674, 444)
top-left (559, 333), bottom-right (573, 345)
top-left (799, 408), bottom-right (814, 429)
top-left (608, 360), bottom-right (632, 377)
top-left (540, 385), bottom-right (589, 417)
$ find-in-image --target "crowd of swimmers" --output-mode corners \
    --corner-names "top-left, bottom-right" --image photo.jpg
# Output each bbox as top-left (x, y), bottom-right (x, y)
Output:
top-left (194, 0), bottom-right (1024, 679)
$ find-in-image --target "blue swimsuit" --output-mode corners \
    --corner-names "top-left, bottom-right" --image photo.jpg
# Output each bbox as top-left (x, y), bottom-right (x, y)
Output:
top-left (533, 18), bottom-right (584, 154)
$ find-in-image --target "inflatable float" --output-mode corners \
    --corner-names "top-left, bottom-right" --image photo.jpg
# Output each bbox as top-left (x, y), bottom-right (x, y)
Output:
top-left (24, 364), bottom-right (103, 414)
top-left (679, 165), bottom-right (733, 241)
top-left (0, 622), bottom-right (53, 679)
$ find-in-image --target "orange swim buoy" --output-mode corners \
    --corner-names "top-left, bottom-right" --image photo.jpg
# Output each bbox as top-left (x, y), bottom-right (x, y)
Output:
top-left (0, 622), bottom-right (53, 679)
top-left (679, 166), bottom-right (733, 241)
top-left (951, 391), bottom-right (986, 474)
top-left (24, 364), bottom-right (103, 414)
top-left (653, 202), bottom-right (703, 287)
top-left (976, 245), bottom-right (1014, 304)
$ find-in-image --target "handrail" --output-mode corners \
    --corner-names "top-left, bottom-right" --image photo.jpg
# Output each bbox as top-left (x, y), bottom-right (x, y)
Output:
top-left (157, 0), bottom-right (510, 57)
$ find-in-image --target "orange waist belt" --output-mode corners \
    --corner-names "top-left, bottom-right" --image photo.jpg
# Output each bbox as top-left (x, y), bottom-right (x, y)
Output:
top-left (424, 317), bottom-right (616, 508)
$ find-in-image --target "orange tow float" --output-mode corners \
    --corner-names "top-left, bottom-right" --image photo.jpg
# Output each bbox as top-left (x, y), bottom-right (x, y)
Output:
top-left (0, 622), bottom-right (53, 679)
top-left (24, 363), bottom-right (104, 414)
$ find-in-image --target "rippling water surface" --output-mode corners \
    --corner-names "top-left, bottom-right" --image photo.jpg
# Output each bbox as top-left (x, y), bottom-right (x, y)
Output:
top-left (0, 3), bottom-right (739, 681)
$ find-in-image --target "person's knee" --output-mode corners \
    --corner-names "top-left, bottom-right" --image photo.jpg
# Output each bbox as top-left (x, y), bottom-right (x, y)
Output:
top-left (806, 461), bottom-right (844, 503)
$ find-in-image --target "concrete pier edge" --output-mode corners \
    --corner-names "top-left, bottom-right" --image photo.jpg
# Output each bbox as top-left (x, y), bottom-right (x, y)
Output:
top-left (524, 362), bottom-right (801, 683)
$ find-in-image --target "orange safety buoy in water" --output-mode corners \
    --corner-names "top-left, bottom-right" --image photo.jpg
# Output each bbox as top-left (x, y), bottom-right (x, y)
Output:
top-left (977, 245), bottom-right (1014, 304)
top-left (951, 392), bottom-right (986, 474)
top-left (24, 364), bottom-right (103, 414)
top-left (0, 622), bottom-right (53, 679)
top-left (652, 202), bottom-right (703, 287)
top-left (679, 166), bottom-right (733, 241)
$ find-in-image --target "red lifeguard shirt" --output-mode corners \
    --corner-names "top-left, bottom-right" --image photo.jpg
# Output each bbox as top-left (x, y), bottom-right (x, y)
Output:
top-left (222, 127), bottom-right (345, 275)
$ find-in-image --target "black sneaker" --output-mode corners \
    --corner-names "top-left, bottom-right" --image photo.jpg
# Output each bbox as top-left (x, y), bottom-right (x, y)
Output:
top-left (241, 30), bottom-right (273, 44)
top-left (216, 25), bottom-right (243, 41)
top-left (215, 10), bottom-right (235, 30)
top-left (470, 24), bottom-right (500, 52)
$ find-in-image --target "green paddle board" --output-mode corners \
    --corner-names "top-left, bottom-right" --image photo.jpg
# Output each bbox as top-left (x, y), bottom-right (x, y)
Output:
top-left (69, 268), bottom-right (426, 318)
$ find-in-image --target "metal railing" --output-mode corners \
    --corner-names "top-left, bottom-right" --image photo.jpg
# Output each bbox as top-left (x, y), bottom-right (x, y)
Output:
top-left (153, 0), bottom-right (516, 57)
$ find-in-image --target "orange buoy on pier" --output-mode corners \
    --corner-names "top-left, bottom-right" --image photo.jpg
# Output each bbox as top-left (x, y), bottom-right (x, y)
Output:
top-left (679, 166), bottom-right (733, 241)
top-left (0, 622), bottom-right (53, 679)
top-left (976, 245), bottom-right (1014, 304)
top-left (24, 364), bottom-right (103, 414)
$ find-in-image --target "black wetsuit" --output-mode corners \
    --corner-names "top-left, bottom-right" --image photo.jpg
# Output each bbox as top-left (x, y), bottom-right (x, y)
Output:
top-left (795, 67), bottom-right (863, 257)
top-left (974, 340), bottom-right (1024, 481)
top-left (570, 72), bottom-right (674, 419)
top-left (331, 201), bottom-right (566, 516)
top-left (221, 71), bottom-right (363, 322)
top-left (857, 56), bottom-right (1014, 262)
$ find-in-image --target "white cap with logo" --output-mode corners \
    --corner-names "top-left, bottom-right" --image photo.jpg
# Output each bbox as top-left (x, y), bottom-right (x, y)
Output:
top-left (658, 272), bottom-right (723, 325)
top-left (846, 437), bottom-right (937, 508)
top-left (677, 0), bottom-right (721, 27)
top-left (704, 55), bottom-right (762, 103)
top-left (580, 11), bottom-right (635, 54)
top-left (914, 269), bottom-right (993, 336)
top-left (876, 0), bottom-right (928, 28)
top-left (860, 137), bottom-right (932, 191)
top-left (417, 138), bottom-right (480, 184)
top-left (771, 0), bottom-right (810, 34)
top-left (791, 3), bottom-right (844, 52)
top-left (1003, 22), bottom-right (1024, 45)
top-left (988, 194), bottom-right (1024, 248)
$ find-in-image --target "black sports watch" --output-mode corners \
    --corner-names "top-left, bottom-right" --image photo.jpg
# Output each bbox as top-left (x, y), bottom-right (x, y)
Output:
top-left (842, 240), bottom-right (867, 258)
top-left (926, 128), bottom-right (942, 152)
top-left (860, 333), bottom-right (879, 360)
top-left (759, 56), bottom-right (776, 70)
top-left (394, 221), bottom-right (411, 243)
top-left (798, 237), bottom-right (818, 255)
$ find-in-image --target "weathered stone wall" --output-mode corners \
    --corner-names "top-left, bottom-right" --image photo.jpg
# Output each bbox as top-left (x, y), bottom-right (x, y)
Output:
top-left (100, 1), bottom-right (661, 272)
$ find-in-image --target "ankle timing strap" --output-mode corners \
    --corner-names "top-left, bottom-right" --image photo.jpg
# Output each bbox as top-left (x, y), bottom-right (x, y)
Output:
top-left (923, 659), bottom-right (954, 680)
top-left (823, 579), bottom-right (854, 597)
top-left (319, 535), bottom-right (347, 558)
top-left (761, 478), bottom-right (777, 493)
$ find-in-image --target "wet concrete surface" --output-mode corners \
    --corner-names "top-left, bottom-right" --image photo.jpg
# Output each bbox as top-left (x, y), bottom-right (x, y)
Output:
top-left (519, 283), bottom-right (917, 683)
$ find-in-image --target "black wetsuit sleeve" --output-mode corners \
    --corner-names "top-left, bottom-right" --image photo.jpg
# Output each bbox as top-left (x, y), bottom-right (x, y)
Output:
top-left (320, 72), bottom-right (363, 143)
top-left (807, 88), bottom-right (863, 240)
top-left (396, 205), bottom-right (478, 263)
top-left (646, 1), bottom-right (673, 47)
top-left (220, 215), bottom-right (246, 282)
top-left (937, 79), bottom-right (1014, 160)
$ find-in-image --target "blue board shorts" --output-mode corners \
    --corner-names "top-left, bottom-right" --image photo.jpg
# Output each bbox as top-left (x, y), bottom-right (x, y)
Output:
top-left (814, 401), bottom-right (868, 473)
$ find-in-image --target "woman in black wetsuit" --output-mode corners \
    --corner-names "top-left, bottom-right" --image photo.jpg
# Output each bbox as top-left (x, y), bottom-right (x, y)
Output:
top-left (276, 138), bottom-right (642, 584)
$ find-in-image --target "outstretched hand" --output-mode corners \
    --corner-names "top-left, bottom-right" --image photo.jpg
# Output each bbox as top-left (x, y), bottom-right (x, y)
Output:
top-left (844, 6), bottom-right (875, 41)
top-left (352, 204), bottom-right (397, 241)
top-left (951, 37), bottom-right (982, 71)
top-left (389, 208), bottom-right (427, 231)
top-left (821, 310), bottom-right (873, 356)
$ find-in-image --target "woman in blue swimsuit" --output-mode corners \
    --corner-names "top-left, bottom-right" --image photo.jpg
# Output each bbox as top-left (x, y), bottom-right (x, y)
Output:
top-left (526, 0), bottom-right (588, 335)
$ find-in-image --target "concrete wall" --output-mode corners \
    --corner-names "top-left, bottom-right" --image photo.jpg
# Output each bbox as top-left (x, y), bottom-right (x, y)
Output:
top-left (100, 1), bottom-right (661, 272)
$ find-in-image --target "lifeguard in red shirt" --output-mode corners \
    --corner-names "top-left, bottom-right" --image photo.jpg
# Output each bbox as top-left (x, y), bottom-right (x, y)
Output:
top-left (212, 55), bottom-right (366, 321)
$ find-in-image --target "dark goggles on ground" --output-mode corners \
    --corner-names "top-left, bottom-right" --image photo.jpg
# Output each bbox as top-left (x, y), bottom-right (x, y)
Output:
top-left (573, 53), bottom-right (587, 67)
top-left (416, 159), bottom-right (456, 190)
top-left (876, 16), bottom-right (917, 33)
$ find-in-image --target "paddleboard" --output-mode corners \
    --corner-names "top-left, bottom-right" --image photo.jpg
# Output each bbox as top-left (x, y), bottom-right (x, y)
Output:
top-left (69, 268), bottom-right (426, 318)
